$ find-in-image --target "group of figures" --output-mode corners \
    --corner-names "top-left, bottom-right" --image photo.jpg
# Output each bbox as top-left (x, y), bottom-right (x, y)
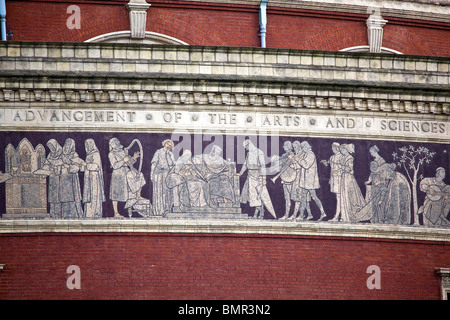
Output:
top-left (0, 135), bottom-right (449, 228)
top-left (270, 140), bottom-right (449, 227)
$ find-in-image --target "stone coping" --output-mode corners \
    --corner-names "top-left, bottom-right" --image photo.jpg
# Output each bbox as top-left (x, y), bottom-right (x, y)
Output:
top-left (1, 42), bottom-right (448, 89)
top-left (182, 0), bottom-right (450, 23)
top-left (1, 42), bottom-right (449, 117)
top-left (0, 219), bottom-right (449, 243)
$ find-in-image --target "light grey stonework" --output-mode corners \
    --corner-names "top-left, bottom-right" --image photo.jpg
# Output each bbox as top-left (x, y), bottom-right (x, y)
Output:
top-left (0, 42), bottom-right (449, 239)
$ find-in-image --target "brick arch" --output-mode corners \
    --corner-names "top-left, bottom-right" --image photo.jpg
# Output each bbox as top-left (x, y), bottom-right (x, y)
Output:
top-left (146, 12), bottom-right (226, 46)
top-left (49, 5), bottom-right (129, 42)
top-left (382, 25), bottom-right (435, 56)
top-left (301, 22), bottom-right (367, 51)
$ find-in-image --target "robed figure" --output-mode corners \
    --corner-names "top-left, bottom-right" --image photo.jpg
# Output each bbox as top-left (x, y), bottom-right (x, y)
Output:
top-left (59, 138), bottom-right (84, 218)
top-left (83, 139), bottom-right (105, 218)
top-left (239, 139), bottom-right (276, 219)
top-left (195, 145), bottom-right (235, 207)
top-left (361, 145), bottom-right (411, 225)
top-left (166, 150), bottom-right (209, 210)
top-left (151, 139), bottom-right (175, 216)
top-left (338, 144), bottom-right (367, 222)
top-left (41, 139), bottom-right (64, 218)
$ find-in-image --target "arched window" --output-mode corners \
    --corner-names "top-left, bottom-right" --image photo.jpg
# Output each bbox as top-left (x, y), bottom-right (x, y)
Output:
top-left (340, 46), bottom-right (403, 54)
top-left (85, 31), bottom-right (188, 45)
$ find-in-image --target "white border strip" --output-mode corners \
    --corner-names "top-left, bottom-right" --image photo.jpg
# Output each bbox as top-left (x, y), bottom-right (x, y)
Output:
top-left (0, 219), bottom-right (449, 242)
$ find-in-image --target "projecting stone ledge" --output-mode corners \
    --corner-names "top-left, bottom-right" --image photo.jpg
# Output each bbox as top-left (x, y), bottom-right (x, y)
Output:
top-left (0, 218), bottom-right (449, 243)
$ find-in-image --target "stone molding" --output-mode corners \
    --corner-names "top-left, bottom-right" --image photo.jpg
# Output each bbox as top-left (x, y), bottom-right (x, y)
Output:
top-left (436, 268), bottom-right (450, 300)
top-left (182, 0), bottom-right (450, 23)
top-left (0, 42), bottom-right (449, 117)
top-left (0, 219), bottom-right (449, 243)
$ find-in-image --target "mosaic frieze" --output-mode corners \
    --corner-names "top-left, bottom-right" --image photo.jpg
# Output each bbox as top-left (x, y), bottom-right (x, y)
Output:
top-left (0, 130), bottom-right (449, 228)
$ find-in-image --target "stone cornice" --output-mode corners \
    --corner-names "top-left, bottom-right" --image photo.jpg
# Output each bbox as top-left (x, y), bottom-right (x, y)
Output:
top-left (180, 0), bottom-right (450, 24)
top-left (1, 42), bottom-right (449, 117)
top-left (0, 219), bottom-right (449, 243)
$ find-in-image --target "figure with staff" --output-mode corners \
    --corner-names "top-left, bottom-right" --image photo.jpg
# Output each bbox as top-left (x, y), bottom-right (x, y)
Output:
top-left (239, 139), bottom-right (276, 219)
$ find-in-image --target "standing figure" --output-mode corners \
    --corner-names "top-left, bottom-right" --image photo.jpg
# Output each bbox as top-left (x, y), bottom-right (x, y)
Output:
top-left (239, 139), bottom-right (275, 219)
top-left (324, 142), bottom-right (343, 222)
top-left (60, 138), bottom-right (84, 218)
top-left (338, 144), bottom-right (367, 222)
top-left (419, 167), bottom-right (450, 227)
top-left (108, 137), bottom-right (145, 217)
top-left (151, 139), bottom-right (175, 216)
top-left (42, 139), bottom-right (64, 218)
top-left (275, 141), bottom-right (296, 219)
top-left (290, 141), bottom-right (326, 221)
top-left (83, 139), bottom-right (105, 218)
top-left (286, 141), bottom-right (311, 220)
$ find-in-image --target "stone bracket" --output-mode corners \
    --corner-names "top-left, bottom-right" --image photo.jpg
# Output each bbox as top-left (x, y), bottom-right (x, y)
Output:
top-left (126, 0), bottom-right (151, 39)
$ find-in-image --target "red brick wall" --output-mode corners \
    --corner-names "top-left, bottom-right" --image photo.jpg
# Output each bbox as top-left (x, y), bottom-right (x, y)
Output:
top-left (5, 1), bottom-right (450, 56)
top-left (0, 233), bottom-right (448, 299)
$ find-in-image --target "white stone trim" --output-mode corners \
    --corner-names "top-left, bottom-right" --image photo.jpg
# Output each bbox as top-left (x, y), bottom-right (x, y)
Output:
top-left (436, 268), bottom-right (450, 300)
top-left (339, 45), bottom-right (403, 55)
top-left (366, 7), bottom-right (388, 53)
top-left (0, 219), bottom-right (449, 242)
top-left (85, 31), bottom-right (189, 45)
top-left (182, 0), bottom-right (450, 23)
top-left (126, 0), bottom-right (151, 39)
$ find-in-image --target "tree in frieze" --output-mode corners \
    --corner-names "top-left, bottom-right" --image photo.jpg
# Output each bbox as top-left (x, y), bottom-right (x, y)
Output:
top-left (392, 145), bottom-right (436, 225)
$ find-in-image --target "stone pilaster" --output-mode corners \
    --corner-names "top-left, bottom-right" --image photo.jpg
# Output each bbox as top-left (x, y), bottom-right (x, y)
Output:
top-left (126, 0), bottom-right (151, 39)
top-left (366, 7), bottom-right (387, 53)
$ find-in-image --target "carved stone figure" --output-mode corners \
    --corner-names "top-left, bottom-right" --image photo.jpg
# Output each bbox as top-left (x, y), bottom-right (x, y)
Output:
top-left (40, 139), bottom-right (64, 218)
top-left (289, 141), bottom-right (326, 221)
top-left (323, 142), bottom-right (343, 222)
top-left (59, 138), bottom-right (84, 218)
top-left (338, 143), bottom-right (367, 222)
top-left (83, 139), bottom-right (105, 218)
top-left (419, 167), bottom-right (450, 227)
top-left (166, 150), bottom-right (209, 211)
top-left (239, 139), bottom-right (276, 219)
top-left (194, 145), bottom-right (235, 207)
top-left (361, 145), bottom-right (411, 225)
top-left (150, 139), bottom-right (175, 216)
top-left (108, 137), bottom-right (146, 217)
top-left (271, 141), bottom-right (296, 219)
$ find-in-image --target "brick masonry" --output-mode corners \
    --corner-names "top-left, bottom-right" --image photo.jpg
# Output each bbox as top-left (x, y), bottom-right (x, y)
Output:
top-left (0, 232), bottom-right (448, 299)
top-left (4, 0), bottom-right (450, 56)
top-left (1, 2), bottom-right (450, 299)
